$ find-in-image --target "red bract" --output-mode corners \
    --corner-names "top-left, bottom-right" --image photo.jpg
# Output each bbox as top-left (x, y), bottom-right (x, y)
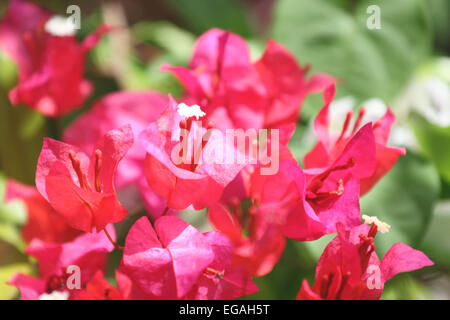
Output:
top-left (208, 202), bottom-right (286, 278)
top-left (71, 271), bottom-right (131, 300)
top-left (297, 222), bottom-right (433, 300)
top-left (63, 91), bottom-right (170, 218)
top-left (304, 84), bottom-right (406, 195)
top-left (207, 149), bottom-right (296, 277)
top-left (0, 0), bottom-right (107, 116)
top-left (5, 179), bottom-right (81, 243)
top-left (35, 125), bottom-right (133, 232)
top-left (140, 96), bottom-right (246, 210)
top-left (8, 225), bottom-right (115, 300)
top-left (163, 28), bottom-right (334, 133)
top-left (120, 216), bottom-right (214, 299)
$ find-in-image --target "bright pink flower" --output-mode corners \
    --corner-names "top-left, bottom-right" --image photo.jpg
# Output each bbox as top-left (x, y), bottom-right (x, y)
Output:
top-left (8, 225), bottom-right (115, 300)
top-left (35, 125), bottom-right (133, 232)
top-left (252, 124), bottom-right (376, 241)
top-left (0, 0), bottom-right (107, 116)
top-left (207, 148), bottom-right (296, 277)
top-left (163, 28), bottom-right (334, 133)
top-left (184, 231), bottom-right (258, 300)
top-left (297, 222), bottom-right (433, 300)
top-left (120, 216), bottom-right (215, 299)
top-left (304, 84), bottom-right (406, 195)
top-left (5, 179), bottom-right (81, 243)
top-left (140, 96), bottom-right (246, 210)
top-left (63, 91), bottom-right (170, 218)
top-left (208, 202), bottom-right (286, 278)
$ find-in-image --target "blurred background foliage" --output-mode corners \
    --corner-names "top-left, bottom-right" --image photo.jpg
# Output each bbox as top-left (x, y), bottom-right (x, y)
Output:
top-left (0, 0), bottom-right (449, 299)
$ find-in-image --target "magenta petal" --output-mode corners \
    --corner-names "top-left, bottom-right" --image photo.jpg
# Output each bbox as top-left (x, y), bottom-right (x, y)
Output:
top-left (25, 225), bottom-right (114, 281)
top-left (88, 124), bottom-right (134, 194)
top-left (122, 216), bottom-right (214, 299)
top-left (36, 138), bottom-right (90, 200)
top-left (380, 243), bottom-right (434, 283)
top-left (8, 273), bottom-right (46, 300)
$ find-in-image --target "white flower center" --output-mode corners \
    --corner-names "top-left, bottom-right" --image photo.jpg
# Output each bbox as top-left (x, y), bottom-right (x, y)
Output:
top-left (44, 15), bottom-right (76, 37)
top-left (177, 103), bottom-right (206, 120)
top-left (362, 214), bottom-right (391, 234)
top-left (39, 290), bottom-right (70, 300)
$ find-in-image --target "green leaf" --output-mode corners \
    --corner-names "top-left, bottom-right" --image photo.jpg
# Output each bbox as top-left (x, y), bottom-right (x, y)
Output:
top-left (0, 174), bottom-right (27, 226)
top-left (419, 200), bottom-right (450, 268)
top-left (0, 52), bottom-right (47, 185)
top-left (0, 223), bottom-right (26, 253)
top-left (166, 0), bottom-right (252, 37)
top-left (0, 263), bottom-right (31, 300)
top-left (381, 273), bottom-right (432, 300)
top-left (132, 21), bottom-right (195, 63)
top-left (360, 153), bottom-right (440, 256)
top-left (272, 0), bottom-right (431, 103)
top-left (410, 112), bottom-right (450, 183)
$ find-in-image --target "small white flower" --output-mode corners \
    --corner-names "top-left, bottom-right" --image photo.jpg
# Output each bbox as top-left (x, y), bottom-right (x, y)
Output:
top-left (39, 290), bottom-right (70, 300)
top-left (177, 103), bottom-right (206, 120)
top-left (362, 214), bottom-right (391, 234)
top-left (44, 15), bottom-right (76, 37)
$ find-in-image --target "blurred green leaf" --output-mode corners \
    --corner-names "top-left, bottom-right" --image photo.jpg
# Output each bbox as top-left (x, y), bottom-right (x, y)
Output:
top-left (381, 273), bottom-right (432, 300)
top-left (419, 201), bottom-right (450, 268)
top-left (0, 173), bottom-right (27, 226)
top-left (360, 153), bottom-right (440, 256)
top-left (0, 263), bottom-right (30, 300)
top-left (272, 0), bottom-right (431, 103)
top-left (132, 21), bottom-right (195, 62)
top-left (0, 51), bottom-right (47, 184)
top-left (166, 0), bottom-right (252, 37)
top-left (410, 112), bottom-right (450, 183)
top-left (0, 223), bottom-right (25, 253)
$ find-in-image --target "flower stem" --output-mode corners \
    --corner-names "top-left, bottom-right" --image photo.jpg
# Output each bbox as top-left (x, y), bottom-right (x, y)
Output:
top-left (103, 227), bottom-right (123, 251)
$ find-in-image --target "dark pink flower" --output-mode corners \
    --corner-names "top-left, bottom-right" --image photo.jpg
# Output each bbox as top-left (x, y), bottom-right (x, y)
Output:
top-left (8, 225), bottom-right (115, 300)
top-left (35, 125), bottom-right (133, 232)
top-left (140, 96), bottom-right (246, 210)
top-left (252, 124), bottom-right (376, 241)
top-left (5, 179), bottom-right (81, 243)
top-left (297, 221), bottom-right (433, 300)
top-left (163, 28), bottom-right (334, 134)
top-left (71, 271), bottom-right (130, 300)
top-left (0, 0), bottom-right (107, 116)
top-left (304, 84), bottom-right (406, 195)
top-left (63, 91), bottom-right (170, 219)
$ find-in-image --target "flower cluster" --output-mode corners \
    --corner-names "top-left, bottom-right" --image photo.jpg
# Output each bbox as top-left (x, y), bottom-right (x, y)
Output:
top-left (2, 0), bottom-right (433, 300)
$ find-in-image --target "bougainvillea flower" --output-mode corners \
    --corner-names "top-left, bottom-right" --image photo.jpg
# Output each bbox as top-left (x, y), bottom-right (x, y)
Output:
top-left (162, 28), bottom-right (334, 133)
top-left (120, 216), bottom-right (215, 299)
top-left (252, 124), bottom-right (376, 241)
top-left (71, 271), bottom-right (131, 300)
top-left (184, 231), bottom-right (258, 299)
top-left (5, 179), bottom-right (81, 243)
top-left (8, 225), bottom-right (115, 300)
top-left (63, 91), bottom-right (170, 218)
top-left (297, 220), bottom-right (433, 300)
top-left (35, 125), bottom-right (133, 232)
top-left (140, 96), bottom-right (247, 210)
top-left (0, 0), bottom-right (108, 116)
top-left (207, 148), bottom-right (296, 277)
top-left (304, 84), bottom-right (406, 195)
top-left (208, 202), bottom-right (286, 278)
